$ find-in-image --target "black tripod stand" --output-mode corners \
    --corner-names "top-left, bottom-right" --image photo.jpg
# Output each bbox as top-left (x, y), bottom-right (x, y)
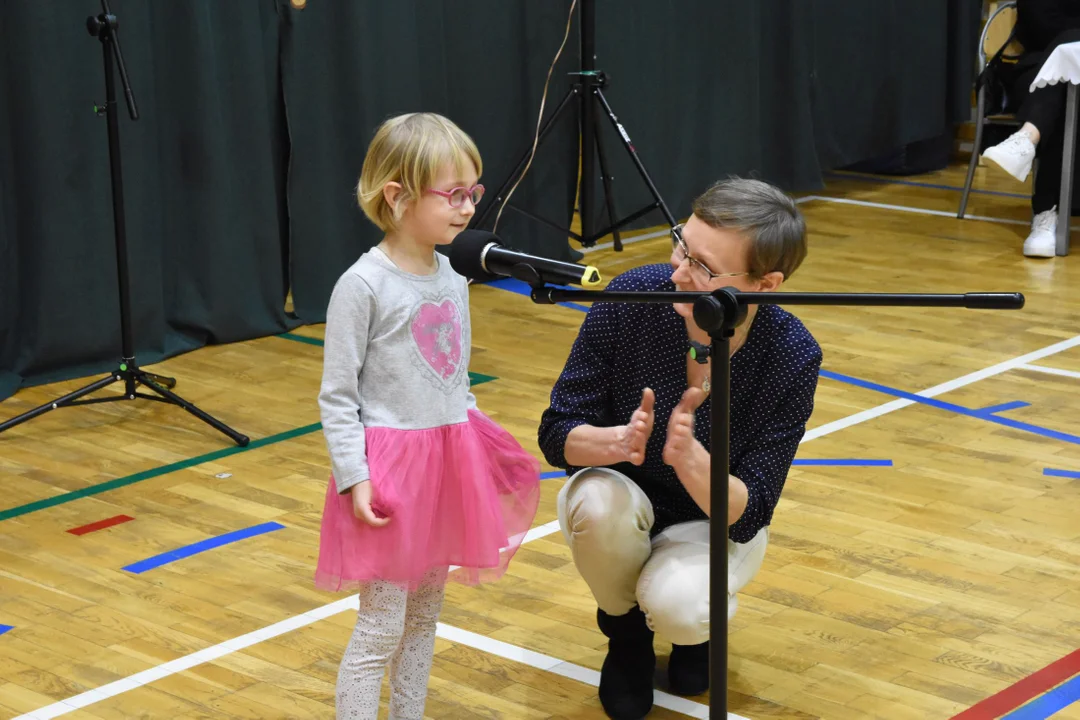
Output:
top-left (471, 0), bottom-right (677, 251)
top-left (0, 1), bottom-right (248, 447)
top-left (525, 276), bottom-right (1024, 715)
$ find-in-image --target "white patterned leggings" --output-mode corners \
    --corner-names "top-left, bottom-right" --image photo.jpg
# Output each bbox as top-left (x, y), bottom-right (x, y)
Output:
top-left (336, 568), bottom-right (448, 720)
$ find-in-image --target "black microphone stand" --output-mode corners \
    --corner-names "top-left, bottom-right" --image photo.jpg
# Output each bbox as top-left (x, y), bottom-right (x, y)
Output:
top-left (523, 271), bottom-right (1024, 716)
top-left (472, 0), bottom-right (676, 251)
top-left (0, 0), bottom-right (248, 447)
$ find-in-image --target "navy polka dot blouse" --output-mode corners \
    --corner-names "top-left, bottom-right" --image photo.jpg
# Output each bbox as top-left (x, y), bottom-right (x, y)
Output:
top-left (538, 263), bottom-right (822, 543)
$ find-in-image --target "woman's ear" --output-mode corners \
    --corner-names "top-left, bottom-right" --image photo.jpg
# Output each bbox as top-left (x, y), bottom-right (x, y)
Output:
top-left (755, 271), bottom-right (785, 293)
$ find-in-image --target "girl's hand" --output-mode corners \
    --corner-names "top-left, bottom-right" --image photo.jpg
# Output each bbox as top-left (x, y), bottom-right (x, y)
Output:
top-left (351, 481), bottom-right (390, 527)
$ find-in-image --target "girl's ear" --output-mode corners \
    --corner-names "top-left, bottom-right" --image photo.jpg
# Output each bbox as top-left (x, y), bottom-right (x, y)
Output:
top-left (383, 181), bottom-right (404, 212)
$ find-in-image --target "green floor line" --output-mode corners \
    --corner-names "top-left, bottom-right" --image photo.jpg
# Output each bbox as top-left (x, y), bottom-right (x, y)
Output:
top-left (278, 332), bottom-right (325, 347)
top-left (0, 423), bottom-right (323, 523)
top-left (1, 334), bottom-right (501, 523)
top-left (277, 332), bottom-right (498, 386)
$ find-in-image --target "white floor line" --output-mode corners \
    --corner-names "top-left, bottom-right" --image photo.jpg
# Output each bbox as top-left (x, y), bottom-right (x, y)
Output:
top-left (17, 517), bottom-right (737, 719)
top-left (577, 189), bottom-right (1047, 256)
top-left (803, 334), bottom-right (1080, 443)
top-left (435, 624), bottom-right (732, 719)
top-left (22, 190), bottom-right (1079, 717)
top-left (580, 188), bottom-right (1075, 256)
top-left (1018, 362), bottom-right (1080, 380)
top-left (799, 193), bottom-right (1080, 229)
top-left (792, 192), bottom-right (1080, 442)
top-left (23, 343), bottom-right (1080, 720)
top-left (16, 521), bottom-right (562, 720)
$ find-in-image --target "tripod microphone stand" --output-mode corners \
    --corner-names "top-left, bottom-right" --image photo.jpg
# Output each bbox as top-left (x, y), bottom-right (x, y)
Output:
top-left (0, 0), bottom-right (248, 447)
top-left (471, 0), bottom-right (677, 251)
top-left (522, 271), bottom-right (1024, 715)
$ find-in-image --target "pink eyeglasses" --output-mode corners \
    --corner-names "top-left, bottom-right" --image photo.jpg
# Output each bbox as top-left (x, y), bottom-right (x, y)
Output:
top-left (427, 184), bottom-right (485, 208)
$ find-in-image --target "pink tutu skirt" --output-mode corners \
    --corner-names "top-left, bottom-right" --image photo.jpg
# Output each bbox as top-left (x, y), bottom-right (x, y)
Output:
top-left (315, 409), bottom-right (541, 591)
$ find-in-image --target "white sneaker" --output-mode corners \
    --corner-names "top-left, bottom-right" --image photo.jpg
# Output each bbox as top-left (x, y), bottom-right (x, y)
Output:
top-left (1024, 208), bottom-right (1057, 258)
top-left (982, 131), bottom-right (1036, 183)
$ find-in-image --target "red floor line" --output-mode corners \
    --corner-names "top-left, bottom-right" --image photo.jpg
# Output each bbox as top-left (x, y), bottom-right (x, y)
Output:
top-left (951, 648), bottom-right (1080, 720)
top-left (67, 514), bottom-right (134, 536)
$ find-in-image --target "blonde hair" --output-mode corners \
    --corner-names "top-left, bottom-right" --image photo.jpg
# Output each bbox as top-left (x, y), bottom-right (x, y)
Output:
top-left (356, 113), bottom-right (483, 232)
top-left (691, 177), bottom-right (808, 280)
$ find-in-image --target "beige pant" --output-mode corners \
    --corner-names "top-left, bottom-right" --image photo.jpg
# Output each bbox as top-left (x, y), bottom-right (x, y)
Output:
top-left (557, 467), bottom-right (768, 646)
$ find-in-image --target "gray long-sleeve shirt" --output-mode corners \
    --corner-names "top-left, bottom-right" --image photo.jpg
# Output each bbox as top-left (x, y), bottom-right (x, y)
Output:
top-left (318, 247), bottom-right (477, 494)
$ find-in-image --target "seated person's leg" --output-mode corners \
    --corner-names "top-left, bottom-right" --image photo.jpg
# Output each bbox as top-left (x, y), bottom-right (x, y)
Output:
top-left (636, 522), bottom-right (769, 696)
top-left (981, 57), bottom-right (1070, 257)
top-left (557, 468), bottom-right (657, 719)
top-left (557, 467), bottom-right (654, 613)
top-left (1025, 120), bottom-right (1067, 257)
top-left (983, 28), bottom-right (1080, 184)
top-left (982, 68), bottom-right (1064, 184)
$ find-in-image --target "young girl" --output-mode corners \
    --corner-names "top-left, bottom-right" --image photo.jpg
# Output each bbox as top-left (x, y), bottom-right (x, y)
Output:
top-left (315, 113), bottom-right (541, 718)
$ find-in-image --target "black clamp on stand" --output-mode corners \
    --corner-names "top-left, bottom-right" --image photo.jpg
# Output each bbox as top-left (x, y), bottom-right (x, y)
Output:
top-left (529, 279), bottom-right (1025, 715)
top-left (0, 0), bottom-right (248, 447)
top-left (471, 0), bottom-right (677, 251)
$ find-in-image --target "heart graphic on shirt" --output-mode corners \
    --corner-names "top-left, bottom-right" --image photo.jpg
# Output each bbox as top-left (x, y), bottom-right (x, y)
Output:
top-left (410, 300), bottom-right (462, 380)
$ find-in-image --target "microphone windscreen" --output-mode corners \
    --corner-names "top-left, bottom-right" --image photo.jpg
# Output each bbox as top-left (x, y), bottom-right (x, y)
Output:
top-left (449, 230), bottom-right (500, 283)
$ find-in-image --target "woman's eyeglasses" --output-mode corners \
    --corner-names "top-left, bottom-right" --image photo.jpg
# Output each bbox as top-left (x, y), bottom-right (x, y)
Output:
top-left (671, 223), bottom-right (749, 281)
top-left (427, 184), bottom-right (485, 208)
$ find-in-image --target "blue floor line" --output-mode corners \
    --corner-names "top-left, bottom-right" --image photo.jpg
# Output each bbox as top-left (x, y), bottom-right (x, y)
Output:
top-left (977, 400), bottom-right (1032, 415)
top-left (824, 171), bottom-right (1030, 199)
top-left (1045, 468), bottom-right (1080, 479)
top-left (123, 522), bottom-right (286, 574)
top-left (541, 471), bottom-right (567, 479)
top-left (0, 625), bottom-right (12, 636)
top-left (483, 278), bottom-right (592, 312)
top-left (484, 275), bottom-right (1078, 448)
top-left (1001, 673), bottom-right (1080, 720)
top-left (820, 370), bottom-right (1080, 446)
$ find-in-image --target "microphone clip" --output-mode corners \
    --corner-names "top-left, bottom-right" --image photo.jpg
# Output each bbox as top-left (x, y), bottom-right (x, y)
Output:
top-left (509, 263), bottom-right (545, 288)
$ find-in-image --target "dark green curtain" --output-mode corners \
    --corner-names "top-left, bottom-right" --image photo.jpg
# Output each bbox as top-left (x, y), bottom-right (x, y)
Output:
top-left (0, 0), bottom-right (980, 404)
top-left (281, 2), bottom-right (580, 322)
top-left (0, 0), bottom-right (293, 403)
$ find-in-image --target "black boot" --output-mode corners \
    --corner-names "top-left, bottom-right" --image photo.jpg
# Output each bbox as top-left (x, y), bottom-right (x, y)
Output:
top-left (596, 606), bottom-right (655, 720)
top-left (668, 641), bottom-right (709, 696)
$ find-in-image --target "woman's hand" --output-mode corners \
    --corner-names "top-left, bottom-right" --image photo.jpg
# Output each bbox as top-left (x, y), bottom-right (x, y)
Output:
top-left (351, 481), bottom-right (390, 527)
top-left (615, 388), bottom-right (655, 465)
top-left (663, 387), bottom-right (709, 483)
top-left (662, 387), bottom-right (747, 523)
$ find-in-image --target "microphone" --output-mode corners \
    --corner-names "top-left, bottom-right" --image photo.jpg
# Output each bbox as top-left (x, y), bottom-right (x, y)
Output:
top-left (449, 230), bottom-right (603, 287)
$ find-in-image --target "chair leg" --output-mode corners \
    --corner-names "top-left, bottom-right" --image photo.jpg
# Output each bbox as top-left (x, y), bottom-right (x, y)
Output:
top-left (959, 91), bottom-right (987, 219)
top-left (1057, 84), bottom-right (1077, 256)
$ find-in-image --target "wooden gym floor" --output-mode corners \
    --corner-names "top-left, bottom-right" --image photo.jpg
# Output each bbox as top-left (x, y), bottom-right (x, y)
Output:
top-left (1, 160), bottom-right (1079, 719)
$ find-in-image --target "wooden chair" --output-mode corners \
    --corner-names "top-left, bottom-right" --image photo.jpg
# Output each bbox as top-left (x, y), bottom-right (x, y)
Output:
top-left (958, 1), bottom-right (1027, 218)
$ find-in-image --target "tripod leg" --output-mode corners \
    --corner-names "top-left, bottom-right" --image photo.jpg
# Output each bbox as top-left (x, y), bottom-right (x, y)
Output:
top-left (0, 373), bottom-right (120, 435)
top-left (136, 372), bottom-right (250, 447)
top-left (594, 88), bottom-right (677, 227)
top-left (473, 86), bottom-right (581, 229)
top-left (143, 372), bottom-right (177, 389)
top-left (580, 90), bottom-right (597, 246)
top-left (591, 94), bottom-right (622, 251)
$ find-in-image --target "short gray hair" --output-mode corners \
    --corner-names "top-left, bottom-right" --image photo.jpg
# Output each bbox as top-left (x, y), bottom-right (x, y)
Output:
top-left (691, 177), bottom-right (807, 280)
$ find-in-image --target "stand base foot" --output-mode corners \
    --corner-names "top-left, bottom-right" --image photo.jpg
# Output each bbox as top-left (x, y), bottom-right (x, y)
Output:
top-left (0, 363), bottom-right (248, 446)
